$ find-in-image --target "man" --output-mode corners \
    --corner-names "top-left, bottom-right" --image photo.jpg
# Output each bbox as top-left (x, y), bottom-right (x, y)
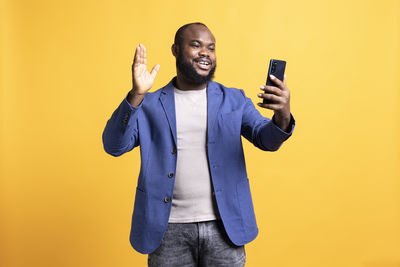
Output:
top-left (102, 22), bottom-right (295, 266)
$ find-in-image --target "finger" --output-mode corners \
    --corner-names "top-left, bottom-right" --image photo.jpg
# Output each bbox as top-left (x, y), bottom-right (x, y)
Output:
top-left (142, 44), bottom-right (147, 65)
top-left (260, 85), bottom-right (282, 96)
top-left (140, 43), bottom-right (145, 65)
top-left (270, 74), bottom-right (289, 92)
top-left (137, 44), bottom-right (143, 65)
top-left (137, 44), bottom-right (142, 64)
top-left (133, 46), bottom-right (140, 66)
top-left (138, 44), bottom-right (143, 64)
top-left (257, 93), bottom-right (281, 103)
top-left (257, 102), bottom-right (280, 110)
top-left (283, 74), bottom-right (287, 86)
top-left (150, 64), bottom-right (160, 79)
top-left (269, 75), bottom-right (285, 89)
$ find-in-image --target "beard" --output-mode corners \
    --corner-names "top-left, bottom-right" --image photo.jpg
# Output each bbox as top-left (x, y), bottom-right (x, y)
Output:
top-left (176, 50), bottom-right (216, 85)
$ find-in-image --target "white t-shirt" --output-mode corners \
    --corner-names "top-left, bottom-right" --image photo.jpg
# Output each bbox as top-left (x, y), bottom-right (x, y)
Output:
top-left (168, 86), bottom-right (218, 223)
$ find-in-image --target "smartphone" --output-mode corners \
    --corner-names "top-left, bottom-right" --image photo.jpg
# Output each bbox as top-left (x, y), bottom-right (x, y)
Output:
top-left (263, 59), bottom-right (286, 104)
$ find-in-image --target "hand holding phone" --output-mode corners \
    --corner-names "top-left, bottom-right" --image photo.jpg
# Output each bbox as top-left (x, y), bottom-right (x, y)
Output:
top-left (263, 59), bottom-right (286, 104)
top-left (257, 59), bottom-right (291, 131)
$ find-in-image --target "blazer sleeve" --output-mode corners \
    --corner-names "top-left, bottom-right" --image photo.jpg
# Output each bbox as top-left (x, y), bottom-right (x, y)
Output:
top-left (239, 90), bottom-right (295, 151)
top-left (102, 94), bottom-right (142, 156)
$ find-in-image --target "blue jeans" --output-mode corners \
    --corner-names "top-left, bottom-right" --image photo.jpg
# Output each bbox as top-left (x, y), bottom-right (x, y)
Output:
top-left (148, 220), bottom-right (246, 267)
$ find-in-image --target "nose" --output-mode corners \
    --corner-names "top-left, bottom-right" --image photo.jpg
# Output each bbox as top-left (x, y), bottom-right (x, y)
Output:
top-left (198, 46), bottom-right (209, 57)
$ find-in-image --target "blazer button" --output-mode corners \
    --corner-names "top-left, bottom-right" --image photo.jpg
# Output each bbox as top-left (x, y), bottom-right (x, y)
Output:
top-left (164, 196), bottom-right (170, 203)
top-left (171, 148), bottom-right (176, 154)
top-left (123, 113), bottom-right (129, 121)
top-left (168, 172), bottom-right (174, 178)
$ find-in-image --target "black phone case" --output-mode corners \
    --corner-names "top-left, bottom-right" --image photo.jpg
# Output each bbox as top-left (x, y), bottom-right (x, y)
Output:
top-left (263, 59), bottom-right (286, 104)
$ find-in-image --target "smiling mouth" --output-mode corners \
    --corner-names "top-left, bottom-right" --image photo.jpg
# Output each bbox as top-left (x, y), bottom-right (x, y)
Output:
top-left (195, 59), bottom-right (211, 71)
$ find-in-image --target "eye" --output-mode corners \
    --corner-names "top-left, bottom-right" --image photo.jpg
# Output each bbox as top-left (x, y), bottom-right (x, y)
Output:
top-left (208, 47), bottom-right (215, 51)
top-left (191, 43), bottom-right (200, 48)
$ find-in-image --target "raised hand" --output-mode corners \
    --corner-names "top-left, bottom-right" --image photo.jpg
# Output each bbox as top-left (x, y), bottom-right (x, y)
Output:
top-left (132, 44), bottom-right (160, 95)
top-left (257, 74), bottom-right (291, 132)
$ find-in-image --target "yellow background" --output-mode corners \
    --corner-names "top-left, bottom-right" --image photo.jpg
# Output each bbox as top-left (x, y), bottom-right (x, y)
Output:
top-left (1, 0), bottom-right (399, 266)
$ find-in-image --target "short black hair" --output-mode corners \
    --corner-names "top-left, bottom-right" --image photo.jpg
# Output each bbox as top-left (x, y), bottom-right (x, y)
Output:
top-left (174, 22), bottom-right (209, 46)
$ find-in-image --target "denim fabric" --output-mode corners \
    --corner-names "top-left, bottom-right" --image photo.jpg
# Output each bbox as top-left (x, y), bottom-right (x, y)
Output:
top-left (148, 220), bottom-right (246, 267)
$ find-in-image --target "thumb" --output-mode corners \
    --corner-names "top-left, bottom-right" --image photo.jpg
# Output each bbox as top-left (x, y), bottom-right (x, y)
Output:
top-left (150, 64), bottom-right (160, 79)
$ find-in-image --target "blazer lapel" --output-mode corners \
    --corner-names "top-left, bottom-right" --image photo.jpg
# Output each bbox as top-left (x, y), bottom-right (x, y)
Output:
top-left (159, 79), bottom-right (223, 147)
top-left (207, 81), bottom-right (223, 140)
top-left (159, 80), bottom-right (177, 147)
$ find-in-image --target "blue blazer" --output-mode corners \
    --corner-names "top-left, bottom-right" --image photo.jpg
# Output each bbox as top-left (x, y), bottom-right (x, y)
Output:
top-left (102, 78), bottom-right (295, 254)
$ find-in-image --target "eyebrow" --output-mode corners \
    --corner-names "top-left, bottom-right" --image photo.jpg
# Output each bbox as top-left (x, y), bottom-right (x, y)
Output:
top-left (190, 39), bottom-right (215, 46)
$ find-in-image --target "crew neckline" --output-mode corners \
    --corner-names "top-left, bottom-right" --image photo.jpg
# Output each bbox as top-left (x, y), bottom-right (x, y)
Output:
top-left (174, 86), bottom-right (207, 94)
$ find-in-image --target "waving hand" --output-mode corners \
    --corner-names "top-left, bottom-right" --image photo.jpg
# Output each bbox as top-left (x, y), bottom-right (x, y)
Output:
top-left (132, 44), bottom-right (160, 95)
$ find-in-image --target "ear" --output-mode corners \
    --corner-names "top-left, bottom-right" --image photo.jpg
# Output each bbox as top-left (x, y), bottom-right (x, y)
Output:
top-left (171, 44), bottom-right (178, 57)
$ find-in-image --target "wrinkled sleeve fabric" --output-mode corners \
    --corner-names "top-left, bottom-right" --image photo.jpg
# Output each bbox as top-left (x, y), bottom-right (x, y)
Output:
top-left (102, 94), bottom-right (143, 156)
top-left (239, 90), bottom-right (295, 151)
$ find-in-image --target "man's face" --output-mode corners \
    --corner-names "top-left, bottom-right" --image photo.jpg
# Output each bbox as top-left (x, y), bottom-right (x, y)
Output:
top-left (175, 25), bottom-right (217, 84)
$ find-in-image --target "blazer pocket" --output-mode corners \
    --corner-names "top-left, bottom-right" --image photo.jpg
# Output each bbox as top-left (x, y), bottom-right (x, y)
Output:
top-left (131, 187), bottom-right (147, 238)
top-left (236, 179), bottom-right (257, 231)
